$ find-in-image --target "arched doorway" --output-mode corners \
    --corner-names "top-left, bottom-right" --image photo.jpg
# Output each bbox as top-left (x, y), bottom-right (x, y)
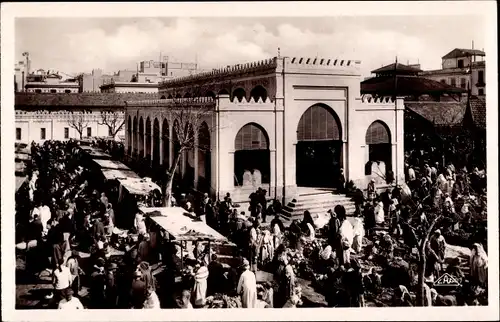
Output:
top-left (296, 104), bottom-right (343, 188)
top-left (365, 121), bottom-right (392, 181)
top-left (145, 117), bottom-right (152, 163)
top-left (197, 122), bottom-right (211, 192)
top-left (234, 123), bottom-right (270, 186)
top-left (250, 85), bottom-right (268, 102)
top-left (138, 117), bottom-right (144, 157)
top-left (219, 89), bottom-right (229, 96)
top-left (162, 118), bottom-right (169, 167)
top-left (152, 118), bottom-right (160, 167)
top-left (127, 116), bottom-right (132, 155)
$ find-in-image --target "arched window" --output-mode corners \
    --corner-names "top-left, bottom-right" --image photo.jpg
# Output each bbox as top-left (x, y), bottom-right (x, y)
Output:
top-left (232, 88), bottom-right (246, 102)
top-left (160, 95), bottom-right (166, 99)
top-left (235, 123), bottom-right (269, 150)
top-left (365, 121), bottom-right (391, 144)
top-left (297, 104), bottom-right (341, 141)
top-left (218, 89), bottom-right (229, 96)
top-left (250, 85), bottom-right (268, 102)
top-left (205, 91), bottom-right (216, 99)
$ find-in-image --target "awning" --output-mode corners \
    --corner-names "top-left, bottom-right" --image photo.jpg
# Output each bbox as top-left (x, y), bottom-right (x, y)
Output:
top-left (140, 206), bottom-right (228, 242)
top-left (94, 159), bottom-right (131, 170)
top-left (118, 177), bottom-right (161, 196)
top-left (102, 169), bottom-right (140, 181)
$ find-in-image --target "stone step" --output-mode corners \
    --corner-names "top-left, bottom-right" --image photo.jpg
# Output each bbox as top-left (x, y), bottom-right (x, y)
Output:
top-left (285, 200), bottom-right (354, 209)
top-left (295, 193), bottom-right (352, 202)
top-left (283, 208), bottom-right (356, 219)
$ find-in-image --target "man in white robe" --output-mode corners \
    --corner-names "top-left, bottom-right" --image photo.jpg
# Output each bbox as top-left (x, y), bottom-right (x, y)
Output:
top-left (470, 243), bottom-right (488, 286)
top-left (237, 259), bottom-right (257, 308)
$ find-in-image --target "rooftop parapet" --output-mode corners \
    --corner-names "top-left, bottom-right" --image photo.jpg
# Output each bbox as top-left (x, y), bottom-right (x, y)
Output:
top-left (160, 58), bottom-right (278, 88)
top-left (125, 96), bottom-right (216, 106)
top-left (286, 56), bottom-right (361, 68)
top-left (361, 96), bottom-right (395, 104)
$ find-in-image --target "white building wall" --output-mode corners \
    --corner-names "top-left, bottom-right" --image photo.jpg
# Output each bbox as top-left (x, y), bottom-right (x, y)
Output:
top-left (15, 110), bottom-right (125, 143)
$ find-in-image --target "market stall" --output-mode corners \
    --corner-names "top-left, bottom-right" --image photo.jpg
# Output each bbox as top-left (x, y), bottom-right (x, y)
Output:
top-left (140, 207), bottom-right (231, 270)
top-left (116, 177), bottom-right (162, 228)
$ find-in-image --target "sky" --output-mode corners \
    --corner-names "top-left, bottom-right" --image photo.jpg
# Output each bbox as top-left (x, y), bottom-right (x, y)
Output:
top-left (15, 16), bottom-right (486, 78)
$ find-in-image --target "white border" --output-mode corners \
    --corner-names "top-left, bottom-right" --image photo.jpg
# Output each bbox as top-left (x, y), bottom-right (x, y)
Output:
top-left (1, 2), bottom-right (498, 321)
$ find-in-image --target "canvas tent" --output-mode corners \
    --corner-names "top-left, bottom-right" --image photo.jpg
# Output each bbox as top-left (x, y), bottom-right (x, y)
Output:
top-left (140, 206), bottom-right (228, 242)
top-left (102, 169), bottom-right (140, 181)
top-left (94, 159), bottom-right (131, 171)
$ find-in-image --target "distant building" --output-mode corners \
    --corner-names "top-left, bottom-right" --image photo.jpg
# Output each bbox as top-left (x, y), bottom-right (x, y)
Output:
top-left (14, 60), bottom-right (29, 93)
top-left (24, 70), bottom-right (79, 93)
top-left (136, 59), bottom-right (200, 83)
top-left (100, 81), bottom-right (159, 93)
top-left (420, 48), bottom-right (486, 96)
top-left (78, 69), bottom-right (116, 92)
top-left (361, 61), bottom-right (466, 101)
top-left (14, 92), bottom-right (159, 143)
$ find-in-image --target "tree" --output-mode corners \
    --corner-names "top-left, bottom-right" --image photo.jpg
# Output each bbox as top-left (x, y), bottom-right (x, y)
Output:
top-left (68, 111), bottom-right (89, 139)
top-left (98, 110), bottom-right (125, 139)
top-left (162, 84), bottom-right (215, 207)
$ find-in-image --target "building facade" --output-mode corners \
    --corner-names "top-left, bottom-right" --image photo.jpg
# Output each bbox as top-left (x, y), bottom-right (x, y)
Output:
top-left (24, 72), bottom-right (79, 93)
top-left (420, 48), bottom-right (486, 96)
top-left (15, 93), bottom-right (159, 143)
top-left (125, 56), bottom-right (405, 203)
top-left (100, 81), bottom-right (159, 93)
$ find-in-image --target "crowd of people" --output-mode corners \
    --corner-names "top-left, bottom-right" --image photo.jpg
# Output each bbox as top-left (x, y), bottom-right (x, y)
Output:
top-left (15, 138), bottom-right (488, 309)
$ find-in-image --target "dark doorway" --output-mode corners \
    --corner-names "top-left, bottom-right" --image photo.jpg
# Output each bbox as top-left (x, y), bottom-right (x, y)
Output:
top-left (365, 121), bottom-right (392, 181)
top-left (233, 123), bottom-right (270, 186)
top-left (296, 140), bottom-right (342, 188)
top-left (234, 150), bottom-right (270, 186)
top-left (296, 104), bottom-right (343, 188)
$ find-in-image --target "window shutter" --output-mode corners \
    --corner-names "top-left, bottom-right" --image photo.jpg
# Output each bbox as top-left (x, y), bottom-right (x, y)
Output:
top-left (297, 105), bottom-right (340, 141)
top-left (235, 124), bottom-right (268, 150)
top-left (365, 121), bottom-right (390, 144)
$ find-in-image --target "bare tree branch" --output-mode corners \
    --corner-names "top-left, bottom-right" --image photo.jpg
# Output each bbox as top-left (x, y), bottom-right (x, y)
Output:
top-left (98, 110), bottom-right (125, 139)
top-left (68, 111), bottom-right (89, 140)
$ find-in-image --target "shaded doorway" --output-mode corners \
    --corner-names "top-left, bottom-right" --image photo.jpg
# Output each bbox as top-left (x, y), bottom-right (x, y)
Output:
top-left (296, 104), bottom-right (343, 188)
top-left (234, 123), bottom-right (270, 187)
top-left (365, 121), bottom-right (392, 182)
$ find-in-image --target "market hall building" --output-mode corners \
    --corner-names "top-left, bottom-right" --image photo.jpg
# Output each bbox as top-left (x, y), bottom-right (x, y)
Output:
top-left (124, 56), bottom-right (405, 203)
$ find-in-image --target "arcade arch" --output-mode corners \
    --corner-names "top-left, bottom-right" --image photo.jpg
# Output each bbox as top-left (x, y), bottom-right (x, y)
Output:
top-left (250, 85), bottom-right (268, 102)
top-left (234, 123), bottom-right (270, 187)
top-left (365, 120), bottom-right (392, 179)
top-left (138, 117), bottom-right (144, 156)
top-left (152, 118), bottom-right (160, 167)
top-left (145, 117), bottom-right (152, 161)
top-left (127, 116), bottom-right (132, 154)
top-left (162, 119), bottom-right (169, 166)
top-left (296, 104), bottom-right (343, 188)
top-left (197, 122), bottom-right (211, 192)
top-left (133, 116), bottom-right (138, 155)
top-left (232, 88), bottom-right (246, 102)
